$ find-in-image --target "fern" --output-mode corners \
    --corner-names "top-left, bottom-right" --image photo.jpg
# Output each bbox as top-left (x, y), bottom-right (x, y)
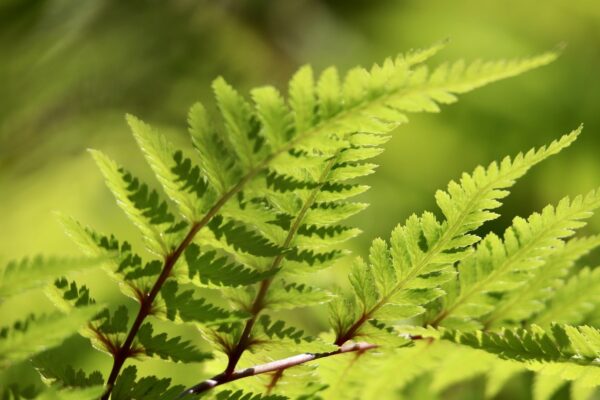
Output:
top-left (431, 188), bottom-right (600, 329)
top-left (532, 267), bottom-right (600, 327)
top-left (5, 43), bottom-right (599, 400)
top-left (0, 307), bottom-right (100, 369)
top-left (330, 129), bottom-right (580, 344)
top-left (0, 256), bottom-right (101, 299)
top-left (443, 324), bottom-right (600, 387)
top-left (483, 235), bottom-right (600, 328)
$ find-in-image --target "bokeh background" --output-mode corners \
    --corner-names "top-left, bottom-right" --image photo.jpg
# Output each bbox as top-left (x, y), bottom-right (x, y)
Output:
top-left (1, 0), bottom-right (599, 399)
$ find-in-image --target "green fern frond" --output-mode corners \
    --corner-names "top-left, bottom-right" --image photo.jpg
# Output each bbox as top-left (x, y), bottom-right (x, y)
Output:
top-left (358, 320), bottom-right (413, 347)
top-left (159, 280), bottom-right (247, 325)
top-left (34, 353), bottom-right (104, 389)
top-left (20, 44), bottom-right (567, 400)
top-left (443, 324), bottom-right (600, 387)
top-left (263, 281), bottom-right (334, 311)
top-left (89, 150), bottom-right (185, 255)
top-left (111, 366), bottom-right (184, 400)
top-left (251, 315), bottom-right (335, 354)
top-left (98, 305), bottom-right (129, 331)
top-left (214, 389), bottom-right (288, 400)
top-left (533, 267), bottom-right (600, 327)
top-left (208, 215), bottom-right (285, 257)
top-left (183, 243), bottom-right (273, 287)
top-left (0, 306), bottom-right (100, 368)
top-left (135, 323), bottom-right (212, 363)
top-left (79, 305), bottom-right (130, 356)
top-left (331, 130), bottom-right (580, 343)
top-left (46, 278), bottom-right (96, 313)
top-left (58, 215), bottom-right (164, 298)
top-left (188, 103), bottom-right (235, 195)
top-left (213, 77), bottom-right (261, 170)
top-left (434, 188), bottom-right (600, 329)
top-left (483, 235), bottom-right (600, 328)
top-left (127, 115), bottom-right (211, 221)
top-left (0, 256), bottom-right (100, 299)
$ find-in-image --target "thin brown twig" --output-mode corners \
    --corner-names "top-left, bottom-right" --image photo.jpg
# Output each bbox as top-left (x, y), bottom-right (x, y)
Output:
top-left (179, 342), bottom-right (378, 397)
top-left (100, 162), bottom-right (263, 399)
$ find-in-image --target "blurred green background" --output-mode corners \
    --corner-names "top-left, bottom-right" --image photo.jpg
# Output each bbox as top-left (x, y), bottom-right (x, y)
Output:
top-left (1, 0), bottom-right (599, 398)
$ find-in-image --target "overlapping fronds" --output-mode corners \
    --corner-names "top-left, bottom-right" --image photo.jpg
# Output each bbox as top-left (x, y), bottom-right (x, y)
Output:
top-left (443, 325), bottom-right (600, 387)
top-left (0, 306), bottom-right (100, 368)
top-left (533, 267), bottom-right (600, 327)
top-left (2, 43), bottom-right (579, 400)
top-left (483, 235), bottom-right (600, 328)
top-left (0, 256), bottom-right (100, 299)
top-left (330, 129), bottom-right (580, 344)
top-left (34, 353), bottom-right (104, 389)
top-left (433, 188), bottom-right (600, 329)
top-left (111, 366), bottom-right (184, 400)
top-left (135, 323), bottom-right (212, 363)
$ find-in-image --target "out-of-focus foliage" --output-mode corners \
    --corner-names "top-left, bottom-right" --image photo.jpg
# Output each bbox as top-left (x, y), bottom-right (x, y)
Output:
top-left (1, 1), bottom-right (599, 399)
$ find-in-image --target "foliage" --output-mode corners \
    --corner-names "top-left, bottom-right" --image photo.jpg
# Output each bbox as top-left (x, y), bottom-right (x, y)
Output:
top-left (1, 43), bottom-right (598, 400)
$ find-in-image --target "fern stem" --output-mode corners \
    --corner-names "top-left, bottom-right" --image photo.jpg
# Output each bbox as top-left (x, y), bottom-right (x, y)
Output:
top-left (335, 168), bottom-right (504, 344)
top-left (102, 118), bottom-right (344, 396)
top-left (180, 342), bottom-right (378, 397)
top-left (224, 153), bottom-right (341, 376)
top-left (101, 164), bottom-right (263, 398)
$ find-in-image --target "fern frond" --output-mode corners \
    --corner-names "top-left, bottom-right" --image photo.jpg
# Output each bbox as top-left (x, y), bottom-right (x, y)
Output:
top-left (331, 130), bottom-right (580, 343)
top-left (135, 323), bottom-right (212, 363)
top-left (214, 389), bottom-right (288, 400)
top-left (316, 341), bottom-right (436, 400)
top-left (159, 280), bottom-right (247, 325)
top-left (434, 188), bottom-right (600, 329)
top-left (533, 267), bottom-right (600, 327)
top-left (0, 256), bottom-right (100, 299)
top-left (34, 353), bottom-right (104, 388)
top-left (183, 243), bottom-right (273, 287)
top-left (46, 278), bottom-right (96, 313)
top-left (58, 215), bottom-right (163, 299)
top-left (483, 235), bottom-right (600, 328)
top-left (357, 320), bottom-right (413, 348)
top-left (81, 305), bottom-right (130, 356)
top-left (62, 44), bottom-right (561, 398)
top-left (213, 77), bottom-right (261, 170)
top-left (208, 215), bottom-right (285, 257)
top-left (111, 366), bottom-right (184, 400)
top-left (89, 150), bottom-right (185, 255)
top-left (127, 115), bottom-right (211, 221)
top-left (263, 281), bottom-right (334, 311)
top-left (0, 306), bottom-right (100, 368)
top-left (443, 324), bottom-right (600, 387)
top-left (188, 103), bottom-right (235, 194)
top-left (231, 315), bottom-right (338, 359)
